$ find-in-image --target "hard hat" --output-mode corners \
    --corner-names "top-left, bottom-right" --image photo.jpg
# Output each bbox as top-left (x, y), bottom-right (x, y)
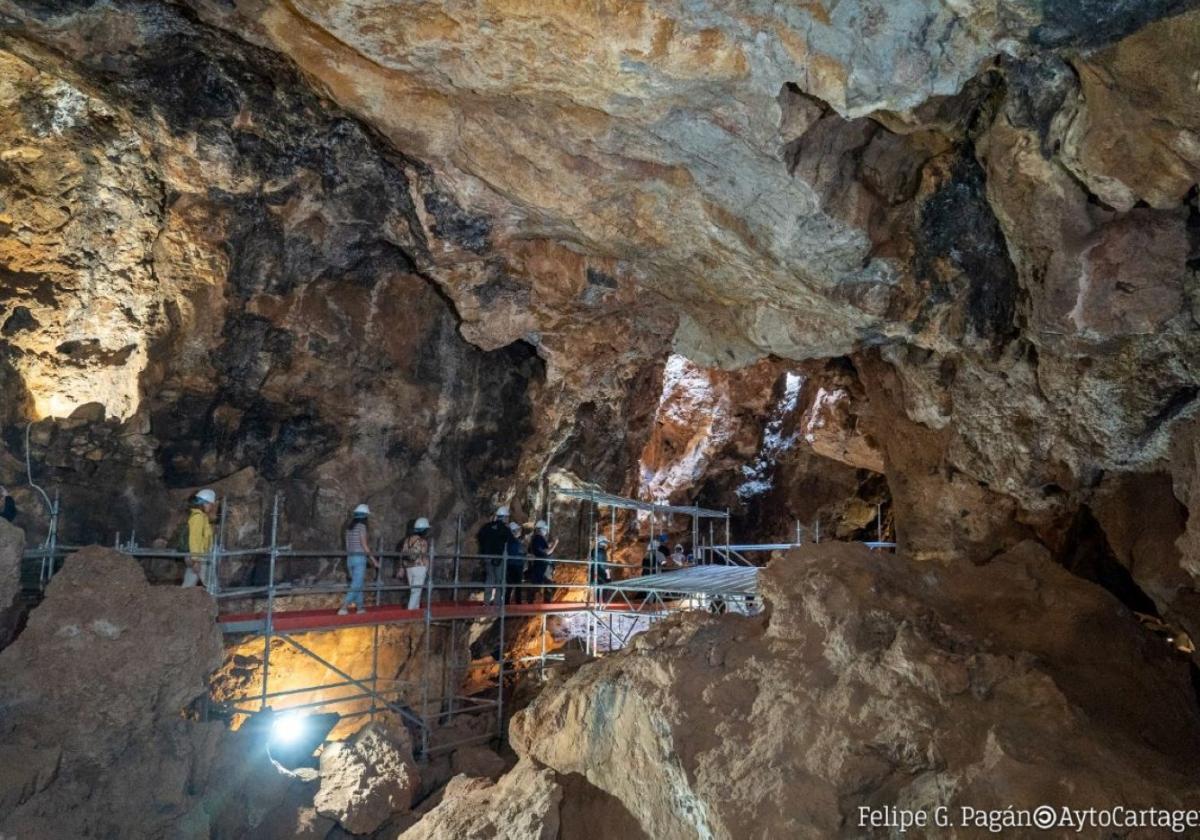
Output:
top-left (509, 521), bottom-right (522, 535)
top-left (496, 505), bottom-right (510, 518)
top-left (414, 517), bottom-right (430, 531)
top-left (535, 520), bottom-right (548, 532)
top-left (195, 489), bottom-right (217, 504)
top-left (597, 535), bottom-right (609, 546)
top-left (353, 503), bottom-right (370, 517)
top-left (656, 533), bottom-right (669, 543)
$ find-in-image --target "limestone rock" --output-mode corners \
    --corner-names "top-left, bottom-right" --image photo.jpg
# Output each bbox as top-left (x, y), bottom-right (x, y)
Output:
top-left (315, 721), bottom-right (420, 834)
top-left (397, 763), bottom-right (562, 840)
top-left (509, 543), bottom-right (1200, 839)
top-left (450, 745), bottom-right (508, 781)
top-left (0, 546), bottom-right (225, 837)
top-left (0, 519), bottom-right (23, 648)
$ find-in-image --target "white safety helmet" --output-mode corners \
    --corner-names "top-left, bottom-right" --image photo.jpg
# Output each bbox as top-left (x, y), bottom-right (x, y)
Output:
top-left (597, 535), bottom-right (609, 546)
top-left (509, 521), bottom-right (522, 535)
top-left (496, 505), bottom-right (510, 518)
top-left (195, 489), bottom-right (217, 505)
top-left (414, 517), bottom-right (430, 532)
top-left (535, 520), bottom-right (548, 533)
top-left (353, 503), bottom-right (370, 517)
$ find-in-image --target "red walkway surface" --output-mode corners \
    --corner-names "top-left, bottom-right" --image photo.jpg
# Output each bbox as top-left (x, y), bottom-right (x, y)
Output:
top-left (218, 600), bottom-right (618, 634)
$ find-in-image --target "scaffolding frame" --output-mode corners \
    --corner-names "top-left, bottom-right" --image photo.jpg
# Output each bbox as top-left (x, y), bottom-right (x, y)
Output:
top-left (18, 486), bottom-right (899, 758)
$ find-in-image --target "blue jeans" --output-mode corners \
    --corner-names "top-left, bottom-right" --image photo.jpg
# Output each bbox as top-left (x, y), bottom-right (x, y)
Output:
top-left (343, 554), bottom-right (367, 610)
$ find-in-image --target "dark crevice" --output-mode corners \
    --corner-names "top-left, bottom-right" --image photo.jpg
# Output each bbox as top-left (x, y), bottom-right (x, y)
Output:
top-left (1057, 506), bottom-right (1159, 615)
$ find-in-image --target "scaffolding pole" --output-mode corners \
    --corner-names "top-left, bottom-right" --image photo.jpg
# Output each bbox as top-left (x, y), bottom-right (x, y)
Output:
top-left (260, 492), bottom-right (280, 711)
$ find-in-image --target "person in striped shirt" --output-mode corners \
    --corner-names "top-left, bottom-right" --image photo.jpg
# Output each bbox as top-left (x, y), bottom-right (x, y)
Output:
top-left (339, 504), bottom-right (379, 615)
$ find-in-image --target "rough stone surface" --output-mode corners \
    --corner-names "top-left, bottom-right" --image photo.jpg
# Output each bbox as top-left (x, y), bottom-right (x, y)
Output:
top-left (0, 547), bottom-right (225, 837)
top-left (0, 518), bottom-right (23, 648)
top-left (397, 762), bottom-right (563, 840)
top-left (315, 721), bottom-right (421, 835)
top-left (508, 543), bottom-right (1200, 839)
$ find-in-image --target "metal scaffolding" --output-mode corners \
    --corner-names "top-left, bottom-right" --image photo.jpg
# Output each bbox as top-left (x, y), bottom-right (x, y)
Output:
top-left (17, 485), bottom-right (897, 758)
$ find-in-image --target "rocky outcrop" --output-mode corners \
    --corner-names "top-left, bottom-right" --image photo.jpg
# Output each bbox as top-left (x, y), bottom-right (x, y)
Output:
top-left (398, 762), bottom-right (563, 840)
top-left (504, 543), bottom-right (1200, 839)
top-left (0, 547), bottom-right (224, 836)
top-left (0, 518), bottom-right (23, 647)
top-left (0, 546), bottom-right (336, 838)
top-left (315, 721), bottom-right (420, 835)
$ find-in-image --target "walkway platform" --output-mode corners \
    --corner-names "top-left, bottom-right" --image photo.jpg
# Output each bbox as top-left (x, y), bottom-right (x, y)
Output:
top-left (605, 565), bottom-right (759, 597)
top-left (218, 600), bottom-right (620, 635)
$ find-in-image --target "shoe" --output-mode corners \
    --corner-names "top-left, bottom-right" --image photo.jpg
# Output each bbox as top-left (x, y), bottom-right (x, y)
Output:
top-left (337, 607), bottom-right (349, 616)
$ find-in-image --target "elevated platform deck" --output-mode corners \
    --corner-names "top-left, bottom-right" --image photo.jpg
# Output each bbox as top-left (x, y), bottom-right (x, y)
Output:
top-left (605, 565), bottom-right (758, 597)
top-left (218, 599), bottom-right (625, 635)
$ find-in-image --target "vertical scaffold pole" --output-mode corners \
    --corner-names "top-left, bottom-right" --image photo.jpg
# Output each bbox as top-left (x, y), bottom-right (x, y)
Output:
top-left (420, 535), bottom-right (434, 757)
top-left (453, 514), bottom-right (462, 603)
top-left (691, 511), bottom-right (699, 566)
top-left (261, 492), bottom-right (280, 711)
top-left (724, 509), bottom-right (731, 560)
top-left (586, 493), bottom-right (596, 657)
top-left (540, 612), bottom-right (547, 679)
top-left (44, 489), bottom-right (60, 587)
top-left (496, 560), bottom-right (507, 743)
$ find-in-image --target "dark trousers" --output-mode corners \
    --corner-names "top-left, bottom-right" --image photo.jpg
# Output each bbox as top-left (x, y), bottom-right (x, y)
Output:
top-left (504, 560), bottom-right (525, 604)
top-left (525, 560), bottom-right (551, 603)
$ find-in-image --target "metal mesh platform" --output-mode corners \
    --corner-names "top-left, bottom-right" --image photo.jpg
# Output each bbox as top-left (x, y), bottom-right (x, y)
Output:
top-left (606, 565), bottom-right (758, 597)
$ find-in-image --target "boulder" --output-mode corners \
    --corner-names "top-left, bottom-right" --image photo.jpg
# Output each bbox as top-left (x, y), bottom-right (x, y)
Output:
top-left (508, 543), bottom-right (1200, 839)
top-left (397, 762), bottom-right (562, 840)
top-left (0, 546), bottom-right (225, 837)
top-left (315, 721), bottom-right (421, 834)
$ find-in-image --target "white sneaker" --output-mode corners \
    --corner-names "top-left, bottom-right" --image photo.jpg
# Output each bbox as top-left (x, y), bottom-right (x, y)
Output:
top-left (337, 607), bottom-right (349, 616)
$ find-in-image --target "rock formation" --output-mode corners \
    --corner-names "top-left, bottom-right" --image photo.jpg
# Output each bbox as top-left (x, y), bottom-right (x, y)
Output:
top-left (0, 518), bottom-right (23, 647)
top-left (503, 544), bottom-right (1200, 839)
top-left (398, 762), bottom-right (563, 840)
top-left (315, 722), bottom-right (420, 835)
top-left (0, 547), bottom-right (224, 836)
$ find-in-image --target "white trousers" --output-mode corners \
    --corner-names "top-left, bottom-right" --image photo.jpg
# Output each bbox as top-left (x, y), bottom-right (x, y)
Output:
top-left (407, 565), bottom-right (428, 609)
top-left (182, 559), bottom-right (213, 590)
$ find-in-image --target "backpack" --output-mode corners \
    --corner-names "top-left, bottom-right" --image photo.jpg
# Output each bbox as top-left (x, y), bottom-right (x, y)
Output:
top-left (173, 516), bottom-right (191, 554)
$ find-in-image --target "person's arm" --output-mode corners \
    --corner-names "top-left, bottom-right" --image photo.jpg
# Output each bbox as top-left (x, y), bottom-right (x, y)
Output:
top-left (548, 538), bottom-right (559, 555)
top-left (362, 525), bottom-right (379, 568)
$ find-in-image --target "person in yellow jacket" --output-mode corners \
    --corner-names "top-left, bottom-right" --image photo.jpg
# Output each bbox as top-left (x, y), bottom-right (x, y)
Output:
top-left (182, 488), bottom-right (217, 588)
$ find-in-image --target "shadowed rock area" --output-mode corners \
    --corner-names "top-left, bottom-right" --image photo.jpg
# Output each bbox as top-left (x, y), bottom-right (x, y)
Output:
top-left (503, 544), bottom-right (1200, 839)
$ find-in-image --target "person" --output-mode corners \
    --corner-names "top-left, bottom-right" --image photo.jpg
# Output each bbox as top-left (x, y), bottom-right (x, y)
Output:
top-left (0, 486), bottom-right (15, 523)
top-left (669, 544), bottom-right (688, 568)
top-left (339, 504), bottom-right (379, 615)
top-left (525, 520), bottom-right (557, 604)
top-left (477, 506), bottom-right (511, 606)
top-left (643, 533), bottom-right (669, 576)
top-left (399, 517), bottom-right (432, 610)
top-left (182, 489), bottom-right (217, 588)
top-left (590, 535), bottom-right (611, 589)
top-left (504, 521), bottom-right (526, 605)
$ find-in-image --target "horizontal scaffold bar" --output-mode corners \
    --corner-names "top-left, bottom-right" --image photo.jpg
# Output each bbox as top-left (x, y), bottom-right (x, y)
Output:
top-left (552, 486), bottom-right (729, 519)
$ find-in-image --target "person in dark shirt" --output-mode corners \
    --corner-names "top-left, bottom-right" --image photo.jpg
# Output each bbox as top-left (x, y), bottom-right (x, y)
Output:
top-left (476, 505), bottom-right (511, 606)
top-left (504, 522), bottom-right (526, 605)
top-left (525, 520), bottom-right (558, 604)
top-left (0, 487), bottom-right (15, 524)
